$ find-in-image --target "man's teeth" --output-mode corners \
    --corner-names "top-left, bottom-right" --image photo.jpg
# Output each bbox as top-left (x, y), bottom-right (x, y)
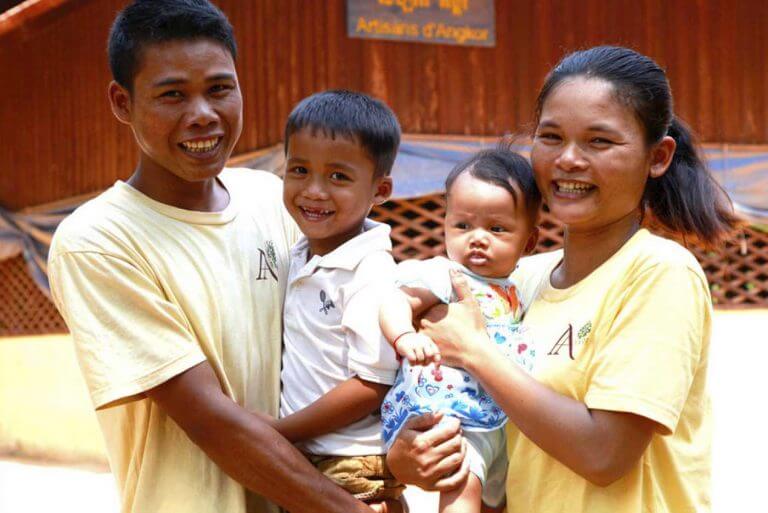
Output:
top-left (556, 181), bottom-right (593, 192)
top-left (181, 138), bottom-right (220, 153)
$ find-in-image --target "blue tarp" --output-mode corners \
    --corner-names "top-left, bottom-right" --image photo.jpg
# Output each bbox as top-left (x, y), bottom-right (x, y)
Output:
top-left (2, 136), bottom-right (767, 296)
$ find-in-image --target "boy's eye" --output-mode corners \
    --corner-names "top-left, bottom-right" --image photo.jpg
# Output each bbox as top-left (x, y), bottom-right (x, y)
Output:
top-left (288, 166), bottom-right (308, 176)
top-left (330, 171), bottom-right (350, 181)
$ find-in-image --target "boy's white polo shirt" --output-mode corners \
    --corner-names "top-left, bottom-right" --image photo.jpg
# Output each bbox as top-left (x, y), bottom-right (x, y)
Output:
top-left (280, 219), bottom-right (399, 456)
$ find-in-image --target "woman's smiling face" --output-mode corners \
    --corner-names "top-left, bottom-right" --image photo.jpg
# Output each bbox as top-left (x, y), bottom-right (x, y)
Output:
top-left (531, 77), bottom-right (655, 234)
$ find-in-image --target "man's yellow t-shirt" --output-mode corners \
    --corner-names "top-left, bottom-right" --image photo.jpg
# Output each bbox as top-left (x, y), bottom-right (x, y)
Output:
top-left (508, 229), bottom-right (712, 513)
top-left (48, 169), bottom-right (299, 513)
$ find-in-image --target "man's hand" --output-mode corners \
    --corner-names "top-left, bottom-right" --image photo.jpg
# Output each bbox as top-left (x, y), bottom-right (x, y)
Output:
top-left (386, 413), bottom-right (469, 492)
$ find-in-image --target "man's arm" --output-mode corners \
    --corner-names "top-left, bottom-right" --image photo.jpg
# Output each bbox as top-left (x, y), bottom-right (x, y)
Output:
top-left (146, 361), bottom-right (374, 513)
top-left (274, 376), bottom-right (389, 443)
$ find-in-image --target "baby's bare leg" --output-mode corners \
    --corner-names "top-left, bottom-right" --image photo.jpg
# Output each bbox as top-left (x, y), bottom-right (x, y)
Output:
top-left (439, 472), bottom-right (482, 513)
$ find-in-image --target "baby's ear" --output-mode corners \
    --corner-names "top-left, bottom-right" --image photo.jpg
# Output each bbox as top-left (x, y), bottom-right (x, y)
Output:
top-left (524, 227), bottom-right (539, 255)
top-left (373, 176), bottom-right (393, 204)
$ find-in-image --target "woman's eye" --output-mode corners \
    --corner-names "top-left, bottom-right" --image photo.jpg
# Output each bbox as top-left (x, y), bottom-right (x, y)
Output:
top-left (536, 132), bottom-right (561, 143)
top-left (591, 137), bottom-right (614, 146)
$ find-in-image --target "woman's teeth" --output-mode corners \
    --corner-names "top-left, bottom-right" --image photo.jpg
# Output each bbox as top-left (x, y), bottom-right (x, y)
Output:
top-left (180, 138), bottom-right (220, 153)
top-left (556, 181), bottom-right (594, 193)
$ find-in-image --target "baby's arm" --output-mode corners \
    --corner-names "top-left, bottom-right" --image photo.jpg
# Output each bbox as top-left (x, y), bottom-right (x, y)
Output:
top-left (380, 286), bottom-right (442, 365)
top-left (273, 377), bottom-right (389, 443)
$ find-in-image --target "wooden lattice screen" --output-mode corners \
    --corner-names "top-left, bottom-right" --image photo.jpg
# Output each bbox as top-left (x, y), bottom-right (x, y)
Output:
top-left (0, 256), bottom-right (67, 336)
top-left (0, 196), bottom-right (765, 336)
top-left (371, 194), bottom-right (768, 308)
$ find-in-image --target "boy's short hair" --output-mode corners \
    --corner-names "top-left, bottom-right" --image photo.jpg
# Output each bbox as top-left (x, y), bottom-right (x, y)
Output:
top-left (108, 0), bottom-right (237, 92)
top-left (445, 139), bottom-right (542, 223)
top-left (284, 90), bottom-right (401, 177)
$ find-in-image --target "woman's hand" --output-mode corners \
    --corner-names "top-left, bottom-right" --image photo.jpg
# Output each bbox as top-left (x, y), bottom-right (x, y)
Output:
top-left (419, 270), bottom-right (490, 368)
top-left (386, 413), bottom-right (469, 492)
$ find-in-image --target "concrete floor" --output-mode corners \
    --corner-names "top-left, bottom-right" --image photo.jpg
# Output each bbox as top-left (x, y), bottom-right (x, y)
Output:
top-left (0, 309), bottom-right (766, 512)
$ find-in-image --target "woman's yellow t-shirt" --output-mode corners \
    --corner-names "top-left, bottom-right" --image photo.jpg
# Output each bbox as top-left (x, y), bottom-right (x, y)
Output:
top-left (508, 229), bottom-right (712, 513)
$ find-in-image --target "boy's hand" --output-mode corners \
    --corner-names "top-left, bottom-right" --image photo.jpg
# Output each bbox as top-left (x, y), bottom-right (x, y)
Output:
top-left (394, 332), bottom-right (442, 366)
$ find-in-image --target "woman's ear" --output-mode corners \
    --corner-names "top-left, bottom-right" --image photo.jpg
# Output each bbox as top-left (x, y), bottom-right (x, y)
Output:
top-left (649, 135), bottom-right (676, 178)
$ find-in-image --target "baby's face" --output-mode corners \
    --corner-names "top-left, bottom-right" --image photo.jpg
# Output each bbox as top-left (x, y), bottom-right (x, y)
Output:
top-left (444, 173), bottom-right (535, 279)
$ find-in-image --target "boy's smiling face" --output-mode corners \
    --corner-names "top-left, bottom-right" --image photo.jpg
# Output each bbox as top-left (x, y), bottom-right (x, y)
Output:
top-left (283, 128), bottom-right (392, 256)
top-left (109, 38), bottom-right (243, 184)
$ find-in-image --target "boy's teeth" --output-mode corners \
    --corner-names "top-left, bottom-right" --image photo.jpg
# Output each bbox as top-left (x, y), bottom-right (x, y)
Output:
top-left (181, 138), bottom-right (220, 152)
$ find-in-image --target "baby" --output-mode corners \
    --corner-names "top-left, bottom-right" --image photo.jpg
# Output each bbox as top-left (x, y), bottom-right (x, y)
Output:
top-left (380, 143), bottom-right (541, 513)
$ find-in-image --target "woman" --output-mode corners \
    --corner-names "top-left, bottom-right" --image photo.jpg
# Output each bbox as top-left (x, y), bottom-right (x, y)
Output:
top-left (387, 46), bottom-right (741, 512)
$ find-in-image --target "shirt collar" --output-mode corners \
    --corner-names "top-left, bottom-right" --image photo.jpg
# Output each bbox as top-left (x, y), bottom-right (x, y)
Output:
top-left (290, 219), bottom-right (392, 274)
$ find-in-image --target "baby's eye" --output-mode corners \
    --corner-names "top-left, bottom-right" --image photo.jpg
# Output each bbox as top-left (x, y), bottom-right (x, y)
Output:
top-left (490, 226), bottom-right (506, 233)
top-left (454, 222), bottom-right (469, 230)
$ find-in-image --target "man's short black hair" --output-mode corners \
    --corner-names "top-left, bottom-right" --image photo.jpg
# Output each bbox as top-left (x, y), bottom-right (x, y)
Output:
top-left (284, 90), bottom-right (401, 177)
top-left (108, 0), bottom-right (237, 91)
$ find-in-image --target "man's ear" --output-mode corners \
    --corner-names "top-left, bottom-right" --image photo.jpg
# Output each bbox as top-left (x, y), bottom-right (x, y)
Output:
top-left (524, 227), bottom-right (539, 255)
top-left (373, 176), bottom-right (393, 204)
top-left (108, 80), bottom-right (132, 125)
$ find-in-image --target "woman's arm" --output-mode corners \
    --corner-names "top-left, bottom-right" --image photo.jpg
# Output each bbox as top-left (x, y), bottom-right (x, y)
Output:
top-left (420, 270), bottom-right (657, 487)
top-left (274, 376), bottom-right (389, 443)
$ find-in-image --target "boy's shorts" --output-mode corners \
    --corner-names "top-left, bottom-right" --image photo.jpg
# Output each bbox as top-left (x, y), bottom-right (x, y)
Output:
top-left (307, 453), bottom-right (405, 503)
top-left (464, 427), bottom-right (508, 508)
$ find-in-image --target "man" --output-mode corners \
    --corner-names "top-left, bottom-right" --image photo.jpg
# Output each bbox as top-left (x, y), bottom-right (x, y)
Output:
top-left (48, 1), bottom-right (384, 511)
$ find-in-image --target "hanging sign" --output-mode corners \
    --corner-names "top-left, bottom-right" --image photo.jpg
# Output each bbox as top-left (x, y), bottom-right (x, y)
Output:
top-left (347, 0), bottom-right (495, 47)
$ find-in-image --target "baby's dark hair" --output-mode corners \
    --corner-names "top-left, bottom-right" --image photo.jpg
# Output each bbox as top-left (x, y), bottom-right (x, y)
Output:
top-left (284, 90), bottom-right (401, 177)
top-left (445, 140), bottom-right (541, 223)
top-left (536, 45), bottom-right (742, 247)
top-left (108, 0), bottom-right (237, 92)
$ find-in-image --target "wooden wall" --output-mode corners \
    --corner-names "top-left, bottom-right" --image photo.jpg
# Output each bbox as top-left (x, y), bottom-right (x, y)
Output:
top-left (1, 0), bottom-right (766, 209)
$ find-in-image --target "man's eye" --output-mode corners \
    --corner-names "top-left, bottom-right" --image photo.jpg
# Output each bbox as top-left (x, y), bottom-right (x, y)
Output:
top-left (210, 84), bottom-right (233, 95)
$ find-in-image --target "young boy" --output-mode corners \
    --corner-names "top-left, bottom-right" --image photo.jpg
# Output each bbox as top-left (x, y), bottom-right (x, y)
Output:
top-left (266, 90), bottom-right (405, 506)
top-left (48, 2), bottom-right (382, 513)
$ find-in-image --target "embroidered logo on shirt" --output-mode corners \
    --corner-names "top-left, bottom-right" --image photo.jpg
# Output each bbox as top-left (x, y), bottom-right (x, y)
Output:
top-left (255, 241), bottom-right (278, 281)
top-left (319, 290), bottom-right (335, 315)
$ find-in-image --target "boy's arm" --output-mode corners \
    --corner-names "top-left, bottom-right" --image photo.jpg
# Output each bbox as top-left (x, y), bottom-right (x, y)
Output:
top-left (146, 361), bottom-right (374, 513)
top-left (274, 376), bottom-right (390, 443)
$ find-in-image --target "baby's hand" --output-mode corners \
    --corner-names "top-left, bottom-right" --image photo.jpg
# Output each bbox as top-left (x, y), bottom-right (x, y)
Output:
top-left (394, 332), bottom-right (442, 367)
